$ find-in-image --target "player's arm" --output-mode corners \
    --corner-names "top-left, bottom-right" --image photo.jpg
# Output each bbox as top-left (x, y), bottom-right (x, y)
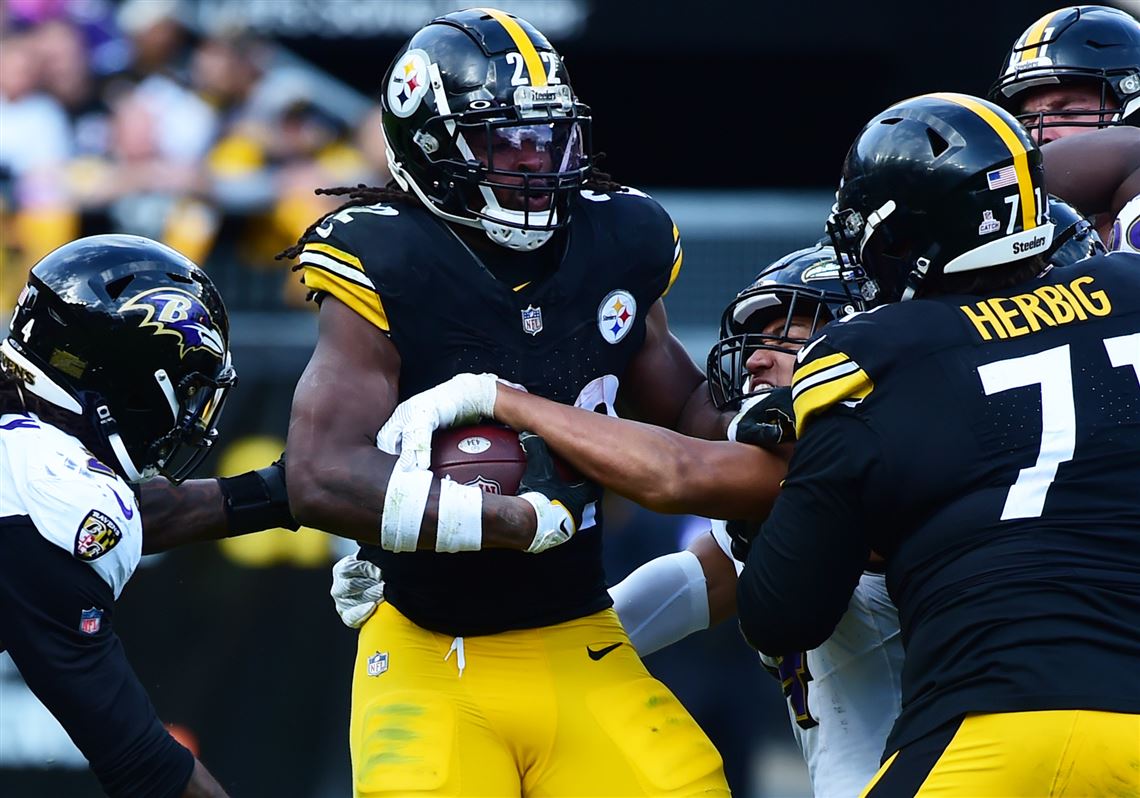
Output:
top-left (138, 461), bottom-right (295, 554)
top-left (608, 530), bottom-right (739, 657)
top-left (736, 411), bottom-right (874, 654)
top-left (493, 380), bottom-right (786, 519)
top-left (286, 297), bottom-right (544, 551)
top-left (619, 299), bottom-right (731, 439)
top-left (1043, 127), bottom-right (1140, 221)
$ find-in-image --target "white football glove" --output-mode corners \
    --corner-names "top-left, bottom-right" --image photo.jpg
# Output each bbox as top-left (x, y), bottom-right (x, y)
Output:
top-left (330, 553), bottom-right (385, 629)
top-left (376, 373), bottom-right (501, 471)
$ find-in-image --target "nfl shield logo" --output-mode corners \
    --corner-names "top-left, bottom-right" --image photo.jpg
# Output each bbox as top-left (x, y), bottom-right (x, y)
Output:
top-left (367, 651), bottom-right (389, 677)
top-left (79, 607), bottom-right (103, 635)
top-left (521, 305), bottom-right (543, 336)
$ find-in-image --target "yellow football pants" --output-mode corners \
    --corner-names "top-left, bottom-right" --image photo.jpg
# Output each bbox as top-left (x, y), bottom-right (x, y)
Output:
top-left (860, 709), bottom-right (1140, 797)
top-left (350, 603), bottom-right (730, 797)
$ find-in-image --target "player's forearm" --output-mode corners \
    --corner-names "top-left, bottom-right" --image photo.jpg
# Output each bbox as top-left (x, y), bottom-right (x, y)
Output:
top-left (494, 384), bottom-right (723, 513)
top-left (1043, 127), bottom-right (1140, 217)
top-left (286, 443), bottom-right (536, 550)
top-left (139, 478), bottom-right (229, 554)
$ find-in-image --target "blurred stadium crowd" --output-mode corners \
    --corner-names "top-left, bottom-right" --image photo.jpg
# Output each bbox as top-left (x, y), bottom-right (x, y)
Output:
top-left (0, 0), bottom-right (389, 314)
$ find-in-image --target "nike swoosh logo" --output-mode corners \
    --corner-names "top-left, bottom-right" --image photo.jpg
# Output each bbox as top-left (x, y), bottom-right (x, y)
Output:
top-left (315, 223), bottom-right (333, 238)
top-left (586, 642), bottom-right (623, 661)
top-left (111, 489), bottom-right (135, 520)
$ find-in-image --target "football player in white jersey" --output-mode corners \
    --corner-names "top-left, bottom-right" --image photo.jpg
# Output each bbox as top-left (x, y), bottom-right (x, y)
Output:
top-left (0, 235), bottom-right (293, 798)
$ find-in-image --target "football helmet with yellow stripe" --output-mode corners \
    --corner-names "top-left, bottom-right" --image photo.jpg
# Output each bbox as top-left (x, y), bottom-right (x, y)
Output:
top-left (989, 5), bottom-right (1140, 141)
top-left (827, 93), bottom-right (1054, 305)
top-left (380, 8), bottom-right (592, 251)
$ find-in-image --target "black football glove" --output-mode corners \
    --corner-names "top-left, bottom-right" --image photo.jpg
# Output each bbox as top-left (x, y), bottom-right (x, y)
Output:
top-left (726, 517), bottom-right (763, 562)
top-left (728, 387), bottom-right (796, 448)
top-left (517, 431), bottom-right (600, 553)
top-left (218, 452), bottom-right (299, 536)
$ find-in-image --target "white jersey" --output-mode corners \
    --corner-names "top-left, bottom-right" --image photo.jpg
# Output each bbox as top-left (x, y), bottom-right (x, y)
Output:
top-left (0, 413), bottom-right (142, 598)
top-left (1108, 194), bottom-right (1140, 254)
top-left (712, 520), bottom-right (904, 798)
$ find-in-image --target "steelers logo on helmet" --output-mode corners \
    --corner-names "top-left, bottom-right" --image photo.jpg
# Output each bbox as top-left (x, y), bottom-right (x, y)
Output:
top-left (598, 290), bottom-right (637, 344)
top-left (387, 48), bottom-right (433, 119)
top-left (121, 287), bottom-right (226, 359)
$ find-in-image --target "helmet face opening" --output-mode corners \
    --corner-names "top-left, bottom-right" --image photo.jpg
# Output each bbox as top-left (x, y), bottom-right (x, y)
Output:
top-left (706, 247), bottom-right (860, 410)
top-left (381, 11), bottom-right (593, 249)
top-left (989, 5), bottom-right (1140, 142)
top-left (146, 361), bottom-right (236, 482)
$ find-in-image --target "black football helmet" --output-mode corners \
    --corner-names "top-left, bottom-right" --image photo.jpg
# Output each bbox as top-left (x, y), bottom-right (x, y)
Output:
top-left (380, 8), bottom-right (592, 251)
top-left (1, 235), bottom-right (235, 482)
top-left (989, 5), bottom-right (1140, 141)
top-left (827, 93), bottom-right (1054, 305)
top-left (1046, 194), bottom-right (1106, 266)
top-left (706, 244), bottom-right (860, 410)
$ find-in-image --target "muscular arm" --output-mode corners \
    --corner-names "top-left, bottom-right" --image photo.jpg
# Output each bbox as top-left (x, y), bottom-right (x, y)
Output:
top-left (1043, 127), bottom-right (1140, 223)
top-left (618, 300), bottom-right (730, 439)
top-left (494, 382), bottom-right (785, 519)
top-left (138, 478), bottom-right (228, 555)
top-left (286, 297), bottom-right (535, 549)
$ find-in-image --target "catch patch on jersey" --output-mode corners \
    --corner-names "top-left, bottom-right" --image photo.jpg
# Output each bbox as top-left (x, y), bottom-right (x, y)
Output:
top-left (74, 510), bottom-right (122, 561)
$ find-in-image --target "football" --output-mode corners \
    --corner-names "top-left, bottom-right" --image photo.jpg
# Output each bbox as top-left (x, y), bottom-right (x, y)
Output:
top-left (431, 423), bottom-right (579, 496)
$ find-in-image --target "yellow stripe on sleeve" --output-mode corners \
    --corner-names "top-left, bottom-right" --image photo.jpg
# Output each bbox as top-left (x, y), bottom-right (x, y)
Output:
top-left (793, 369), bottom-right (874, 437)
top-left (791, 351), bottom-right (851, 385)
top-left (301, 242), bottom-right (364, 271)
top-left (662, 224), bottom-right (683, 296)
top-left (931, 92), bottom-right (1036, 232)
top-left (301, 267), bottom-right (390, 333)
top-left (481, 8), bottom-right (546, 86)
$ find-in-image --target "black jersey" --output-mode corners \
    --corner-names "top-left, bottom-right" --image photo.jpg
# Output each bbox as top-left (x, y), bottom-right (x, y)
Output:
top-left (736, 252), bottom-right (1140, 756)
top-left (298, 189), bottom-right (682, 636)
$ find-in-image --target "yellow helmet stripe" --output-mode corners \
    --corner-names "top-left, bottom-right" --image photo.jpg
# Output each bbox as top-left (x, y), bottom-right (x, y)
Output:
top-left (1022, 9), bottom-right (1061, 61)
top-left (480, 8), bottom-right (547, 87)
top-left (931, 92), bottom-right (1036, 232)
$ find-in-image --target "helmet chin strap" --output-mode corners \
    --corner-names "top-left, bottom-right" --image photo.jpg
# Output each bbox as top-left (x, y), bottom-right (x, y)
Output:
top-left (479, 213), bottom-right (554, 251)
top-left (93, 403), bottom-right (153, 483)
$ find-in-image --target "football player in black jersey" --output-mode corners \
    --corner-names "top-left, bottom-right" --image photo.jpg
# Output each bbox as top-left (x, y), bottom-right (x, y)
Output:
top-left (0, 235), bottom-right (295, 798)
top-left (279, 8), bottom-right (735, 796)
top-left (728, 93), bottom-right (1140, 796)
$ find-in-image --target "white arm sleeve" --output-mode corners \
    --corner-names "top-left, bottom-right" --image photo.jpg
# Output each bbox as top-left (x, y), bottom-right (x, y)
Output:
top-left (608, 549), bottom-right (709, 657)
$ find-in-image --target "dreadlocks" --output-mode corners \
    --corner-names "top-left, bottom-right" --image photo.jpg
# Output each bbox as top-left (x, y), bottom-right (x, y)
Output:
top-left (275, 155), bottom-right (626, 264)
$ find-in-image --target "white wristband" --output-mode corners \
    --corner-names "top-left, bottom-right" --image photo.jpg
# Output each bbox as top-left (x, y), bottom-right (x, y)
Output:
top-left (380, 468), bottom-right (433, 552)
top-left (435, 477), bottom-right (484, 553)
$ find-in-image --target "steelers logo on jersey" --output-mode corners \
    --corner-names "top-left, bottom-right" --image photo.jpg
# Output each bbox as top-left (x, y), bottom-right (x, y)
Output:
top-left (73, 509), bottom-right (123, 561)
top-left (598, 290), bottom-right (637, 344)
top-left (387, 49), bottom-right (433, 118)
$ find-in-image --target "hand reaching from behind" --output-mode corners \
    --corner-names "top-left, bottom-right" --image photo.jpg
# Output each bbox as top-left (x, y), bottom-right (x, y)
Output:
top-left (516, 431), bottom-right (600, 554)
